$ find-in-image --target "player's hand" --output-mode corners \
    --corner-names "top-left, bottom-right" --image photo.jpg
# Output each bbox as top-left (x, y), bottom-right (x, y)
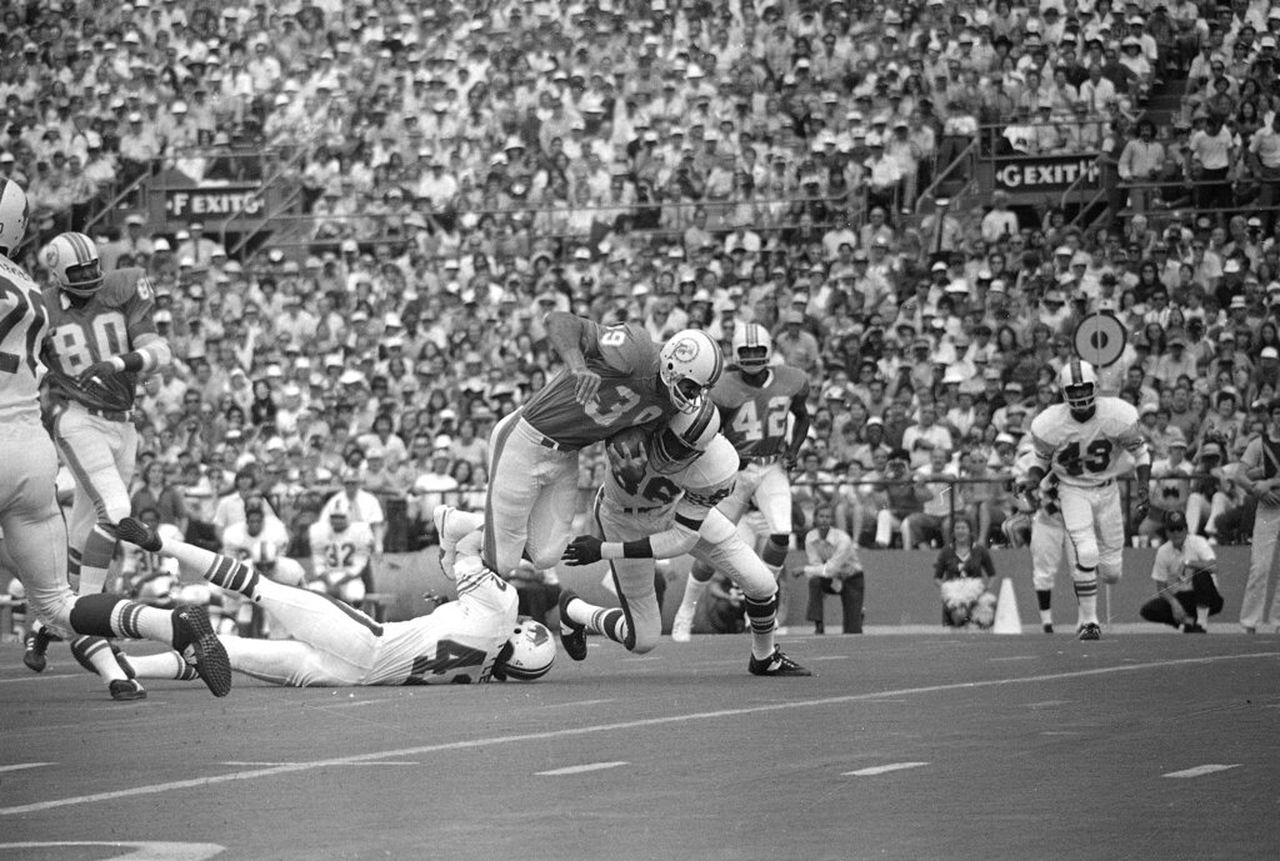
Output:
top-left (1134, 493), bottom-right (1151, 522)
top-left (562, 535), bottom-right (603, 566)
top-left (570, 367), bottom-right (602, 405)
top-left (77, 359), bottom-right (120, 388)
top-left (782, 450), bottom-right (797, 471)
top-left (1022, 488), bottom-right (1041, 512)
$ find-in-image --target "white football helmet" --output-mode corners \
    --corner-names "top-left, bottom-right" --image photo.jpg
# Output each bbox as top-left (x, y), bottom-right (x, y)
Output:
top-left (0, 178), bottom-right (30, 258)
top-left (42, 231), bottom-right (104, 297)
top-left (649, 398), bottom-right (720, 474)
top-left (659, 328), bottom-right (723, 413)
top-left (731, 322), bottom-right (772, 373)
top-left (498, 618), bottom-right (556, 681)
top-left (1058, 358), bottom-right (1098, 415)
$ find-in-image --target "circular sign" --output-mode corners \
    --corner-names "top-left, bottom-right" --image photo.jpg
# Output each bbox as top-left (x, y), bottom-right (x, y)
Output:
top-left (1072, 312), bottom-right (1127, 367)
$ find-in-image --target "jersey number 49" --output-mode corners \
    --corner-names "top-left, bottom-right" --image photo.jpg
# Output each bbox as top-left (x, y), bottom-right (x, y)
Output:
top-left (1057, 440), bottom-right (1113, 477)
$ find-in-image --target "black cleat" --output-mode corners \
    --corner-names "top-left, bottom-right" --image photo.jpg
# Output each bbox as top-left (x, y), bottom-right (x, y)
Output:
top-left (117, 516), bottom-right (162, 551)
top-left (1182, 623), bottom-right (1208, 634)
top-left (748, 647), bottom-right (813, 677)
top-left (558, 590), bottom-right (588, 662)
top-left (1042, 623), bottom-right (1054, 634)
top-left (22, 628), bottom-right (56, 673)
top-left (171, 603), bottom-right (232, 697)
top-left (108, 679), bottom-right (147, 701)
top-left (1077, 622), bottom-right (1102, 641)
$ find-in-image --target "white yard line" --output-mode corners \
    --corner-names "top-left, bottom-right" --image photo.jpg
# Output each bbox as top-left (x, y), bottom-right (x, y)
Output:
top-left (535, 761), bottom-right (629, 776)
top-left (0, 763), bottom-right (52, 774)
top-left (843, 762), bottom-right (930, 776)
top-left (3, 651), bottom-right (1276, 817)
top-left (1162, 764), bottom-right (1241, 779)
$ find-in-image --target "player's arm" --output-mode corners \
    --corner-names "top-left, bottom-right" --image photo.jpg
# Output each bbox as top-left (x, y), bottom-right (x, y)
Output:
top-left (97, 331), bottom-right (172, 375)
top-left (544, 311), bottom-right (605, 404)
top-left (785, 389), bottom-right (811, 467)
top-left (563, 482), bottom-right (733, 564)
top-left (1022, 431), bottom-right (1053, 505)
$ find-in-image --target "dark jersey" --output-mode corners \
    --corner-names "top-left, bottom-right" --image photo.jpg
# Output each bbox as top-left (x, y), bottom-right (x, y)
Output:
top-left (713, 366), bottom-right (809, 459)
top-left (41, 267), bottom-right (157, 412)
top-left (521, 320), bottom-right (670, 449)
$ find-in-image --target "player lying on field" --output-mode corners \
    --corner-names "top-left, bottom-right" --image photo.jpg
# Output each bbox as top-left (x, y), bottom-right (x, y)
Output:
top-left (102, 516), bottom-right (555, 686)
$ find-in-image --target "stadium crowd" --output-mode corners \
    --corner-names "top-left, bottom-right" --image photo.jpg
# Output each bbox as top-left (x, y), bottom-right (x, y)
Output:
top-left (5, 0), bottom-right (1280, 595)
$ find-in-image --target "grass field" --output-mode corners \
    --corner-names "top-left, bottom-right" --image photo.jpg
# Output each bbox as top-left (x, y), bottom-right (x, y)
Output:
top-left (1, 628), bottom-right (1277, 861)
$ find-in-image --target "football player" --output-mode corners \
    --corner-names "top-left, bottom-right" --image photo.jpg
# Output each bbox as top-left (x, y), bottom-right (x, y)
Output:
top-left (109, 516), bottom-right (554, 686)
top-left (558, 403), bottom-right (811, 676)
top-left (670, 322), bottom-right (809, 640)
top-left (0, 180), bottom-right (229, 700)
top-left (1025, 359), bottom-right (1151, 639)
top-left (482, 313), bottom-right (721, 582)
top-left (220, 498), bottom-right (304, 636)
top-left (308, 502), bottom-right (375, 607)
top-left (27, 231), bottom-right (173, 687)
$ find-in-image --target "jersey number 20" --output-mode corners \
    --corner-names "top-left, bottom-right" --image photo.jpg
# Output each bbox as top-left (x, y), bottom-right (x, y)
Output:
top-left (0, 282), bottom-right (47, 375)
top-left (1057, 440), bottom-right (1113, 477)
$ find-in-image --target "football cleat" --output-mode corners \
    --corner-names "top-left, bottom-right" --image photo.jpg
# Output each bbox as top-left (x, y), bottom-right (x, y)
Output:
top-left (1076, 622), bottom-right (1102, 641)
top-left (108, 679), bottom-right (147, 701)
top-left (23, 627), bottom-right (56, 673)
top-left (117, 516), bottom-right (163, 551)
top-left (1042, 623), bottom-right (1054, 634)
top-left (671, 604), bottom-right (695, 642)
top-left (558, 590), bottom-right (588, 662)
top-left (748, 647), bottom-right (812, 677)
top-left (171, 603), bottom-right (233, 697)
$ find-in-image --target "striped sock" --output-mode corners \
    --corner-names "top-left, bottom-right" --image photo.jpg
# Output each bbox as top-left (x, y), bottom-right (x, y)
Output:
top-left (70, 635), bottom-right (127, 682)
top-left (1073, 567), bottom-right (1099, 624)
top-left (745, 595), bottom-right (778, 660)
top-left (111, 599), bottom-right (148, 639)
top-left (587, 607), bottom-right (627, 644)
top-left (119, 650), bottom-right (200, 681)
top-left (205, 555), bottom-right (259, 598)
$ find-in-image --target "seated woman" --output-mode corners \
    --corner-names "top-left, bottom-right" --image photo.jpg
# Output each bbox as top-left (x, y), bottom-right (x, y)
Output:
top-left (933, 520), bottom-right (997, 629)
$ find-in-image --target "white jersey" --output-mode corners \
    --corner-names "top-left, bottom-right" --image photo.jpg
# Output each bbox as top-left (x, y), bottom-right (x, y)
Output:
top-left (308, 520), bottom-right (374, 577)
top-left (223, 519), bottom-right (291, 566)
top-left (0, 254), bottom-right (49, 426)
top-left (600, 434), bottom-right (739, 531)
top-left (1030, 398), bottom-right (1149, 488)
top-left (362, 578), bottom-right (518, 686)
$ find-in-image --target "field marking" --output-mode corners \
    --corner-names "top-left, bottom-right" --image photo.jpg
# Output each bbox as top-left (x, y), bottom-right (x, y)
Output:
top-left (0, 842), bottom-right (223, 860)
top-left (536, 698), bottom-right (618, 709)
top-left (222, 761), bottom-right (420, 768)
top-left (0, 763), bottom-right (52, 774)
top-left (844, 762), bottom-right (929, 776)
top-left (3, 651), bottom-right (1276, 817)
top-left (0, 673), bottom-right (78, 685)
top-left (1163, 764), bottom-right (1241, 779)
top-left (536, 761), bottom-right (629, 776)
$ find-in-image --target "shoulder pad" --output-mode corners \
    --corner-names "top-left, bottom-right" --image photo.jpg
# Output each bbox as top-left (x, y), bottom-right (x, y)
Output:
top-left (680, 435), bottom-right (740, 490)
top-left (773, 365), bottom-right (810, 394)
top-left (101, 268), bottom-right (154, 307)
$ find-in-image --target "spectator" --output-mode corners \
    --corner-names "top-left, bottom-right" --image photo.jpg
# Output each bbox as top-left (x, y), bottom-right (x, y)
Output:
top-left (934, 520), bottom-right (998, 629)
top-left (801, 504), bottom-right (864, 635)
top-left (1138, 511), bottom-right (1224, 633)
